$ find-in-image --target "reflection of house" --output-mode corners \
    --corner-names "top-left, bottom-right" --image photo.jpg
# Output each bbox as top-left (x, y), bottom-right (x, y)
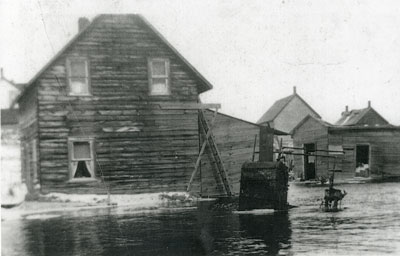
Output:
top-left (292, 102), bottom-right (400, 181)
top-left (15, 14), bottom-right (274, 196)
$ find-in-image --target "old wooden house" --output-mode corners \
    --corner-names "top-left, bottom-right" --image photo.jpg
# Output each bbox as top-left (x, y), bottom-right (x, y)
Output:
top-left (291, 102), bottom-right (400, 181)
top-left (257, 86), bottom-right (320, 165)
top-left (15, 14), bottom-right (271, 196)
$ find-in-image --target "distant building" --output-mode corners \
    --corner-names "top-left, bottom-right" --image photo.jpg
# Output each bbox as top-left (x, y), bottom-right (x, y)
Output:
top-left (257, 87), bottom-right (321, 164)
top-left (0, 68), bottom-right (24, 109)
top-left (334, 101), bottom-right (389, 127)
top-left (292, 102), bottom-right (400, 181)
top-left (1, 69), bottom-right (23, 195)
top-left (1, 109), bottom-right (21, 190)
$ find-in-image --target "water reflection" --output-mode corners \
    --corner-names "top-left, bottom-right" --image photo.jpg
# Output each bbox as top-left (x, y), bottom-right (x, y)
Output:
top-left (3, 182), bottom-right (400, 255)
top-left (239, 213), bottom-right (291, 255)
top-left (16, 202), bottom-right (291, 256)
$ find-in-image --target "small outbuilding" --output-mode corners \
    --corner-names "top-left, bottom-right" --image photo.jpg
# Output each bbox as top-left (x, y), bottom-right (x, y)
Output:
top-left (291, 103), bottom-right (400, 181)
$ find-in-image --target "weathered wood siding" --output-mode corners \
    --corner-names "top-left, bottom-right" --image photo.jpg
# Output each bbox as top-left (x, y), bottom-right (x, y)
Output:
top-left (35, 15), bottom-right (205, 194)
top-left (198, 111), bottom-right (260, 196)
top-left (18, 86), bottom-right (39, 193)
top-left (329, 128), bottom-right (400, 179)
top-left (292, 117), bottom-right (329, 179)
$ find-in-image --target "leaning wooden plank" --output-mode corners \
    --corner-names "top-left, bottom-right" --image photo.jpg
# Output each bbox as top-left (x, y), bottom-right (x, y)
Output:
top-left (187, 109), bottom-right (219, 192)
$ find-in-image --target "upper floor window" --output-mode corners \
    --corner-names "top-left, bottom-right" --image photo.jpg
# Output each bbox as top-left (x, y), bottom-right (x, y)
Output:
top-left (148, 58), bottom-right (170, 95)
top-left (66, 58), bottom-right (90, 95)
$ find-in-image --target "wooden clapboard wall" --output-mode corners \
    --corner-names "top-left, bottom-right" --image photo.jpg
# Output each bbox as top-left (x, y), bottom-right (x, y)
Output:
top-left (329, 128), bottom-right (400, 179)
top-left (292, 116), bottom-right (330, 180)
top-left (198, 110), bottom-right (260, 197)
top-left (19, 86), bottom-right (40, 193)
top-left (21, 15), bottom-right (215, 194)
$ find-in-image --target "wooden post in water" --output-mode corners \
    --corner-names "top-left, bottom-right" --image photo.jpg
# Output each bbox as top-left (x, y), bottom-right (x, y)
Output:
top-left (239, 125), bottom-right (288, 211)
top-left (259, 126), bottom-right (274, 162)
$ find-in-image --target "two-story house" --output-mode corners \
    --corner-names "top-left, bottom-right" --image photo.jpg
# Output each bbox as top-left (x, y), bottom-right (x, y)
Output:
top-left (15, 14), bottom-right (271, 196)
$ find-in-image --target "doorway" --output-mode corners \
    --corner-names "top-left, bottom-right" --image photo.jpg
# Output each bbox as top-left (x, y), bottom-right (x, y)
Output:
top-left (303, 143), bottom-right (316, 180)
top-left (355, 145), bottom-right (370, 177)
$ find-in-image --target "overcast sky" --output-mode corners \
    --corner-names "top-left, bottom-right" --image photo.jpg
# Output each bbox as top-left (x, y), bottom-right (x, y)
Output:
top-left (1, 0), bottom-right (399, 125)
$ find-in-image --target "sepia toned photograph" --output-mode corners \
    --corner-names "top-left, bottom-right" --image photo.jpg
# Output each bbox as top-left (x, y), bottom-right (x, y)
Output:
top-left (1, 0), bottom-right (400, 255)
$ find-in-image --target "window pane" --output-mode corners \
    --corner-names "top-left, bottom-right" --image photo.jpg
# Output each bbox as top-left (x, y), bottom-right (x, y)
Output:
top-left (70, 78), bottom-right (89, 94)
top-left (70, 60), bottom-right (87, 77)
top-left (73, 141), bottom-right (91, 159)
top-left (74, 160), bottom-right (92, 178)
top-left (151, 61), bottom-right (167, 76)
top-left (150, 78), bottom-right (168, 95)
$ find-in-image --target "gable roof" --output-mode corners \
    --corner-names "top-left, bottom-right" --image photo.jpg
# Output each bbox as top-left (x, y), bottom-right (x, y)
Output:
top-left (1, 109), bottom-right (19, 125)
top-left (14, 14), bottom-right (213, 106)
top-left (257, 93), bottom-right (321, 124)
top-left (205, 109), bottom-right (288, 135)
top-left (334, 107), bottom-right (389, 126)
top-left (290, 114), bottom-right (331, 135)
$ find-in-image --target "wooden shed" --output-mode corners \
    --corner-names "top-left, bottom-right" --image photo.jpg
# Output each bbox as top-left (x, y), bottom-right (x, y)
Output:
top-left (292, 105), bottom-right (400, 181)
top-left (15, 14), bottom-right (272, 196)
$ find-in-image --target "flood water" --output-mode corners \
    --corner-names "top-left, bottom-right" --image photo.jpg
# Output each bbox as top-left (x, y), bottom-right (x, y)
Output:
top-left (2, 182), bottom-right (400, 255)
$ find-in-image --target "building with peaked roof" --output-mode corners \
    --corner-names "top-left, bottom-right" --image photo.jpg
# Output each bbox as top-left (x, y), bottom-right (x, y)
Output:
top-left (257, 86), bottom-right (321, 134)
top-left (15, 14), bottom-right (276, 196)
top-left (257, 87), bottom-right (321, 166)
top-left (0, 69), bottom-right (24, 109)
top-left (291, 103), bottom-right (400, 181)
top-left (334, 101), bottom-right (389, 127)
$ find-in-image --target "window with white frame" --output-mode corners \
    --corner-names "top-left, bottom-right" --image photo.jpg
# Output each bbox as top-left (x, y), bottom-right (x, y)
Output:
top-left (68, 138), bottom-right (95, 179)
top-left (67, 58), bottom-right (90, 95)
top-left (148, 58), bottom-right (170, 95)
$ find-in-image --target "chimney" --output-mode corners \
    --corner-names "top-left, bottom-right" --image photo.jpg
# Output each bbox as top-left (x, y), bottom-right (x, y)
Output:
top-left (293, 86), bottom-right (297, 95)
top-left (368, 100), bottom-right (371, 108)
top-left (342, 105), bottom-right (349, 116)
top-left (78, 17), bottom-right (90, 32)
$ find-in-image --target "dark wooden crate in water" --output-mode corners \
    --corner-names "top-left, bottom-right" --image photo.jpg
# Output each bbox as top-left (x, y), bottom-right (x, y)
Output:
top-left (239, 161), bottom-right (288, 211)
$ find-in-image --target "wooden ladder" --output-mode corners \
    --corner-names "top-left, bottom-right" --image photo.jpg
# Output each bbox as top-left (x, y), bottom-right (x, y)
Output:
top-left (198, 110), bottom-right (233, 197)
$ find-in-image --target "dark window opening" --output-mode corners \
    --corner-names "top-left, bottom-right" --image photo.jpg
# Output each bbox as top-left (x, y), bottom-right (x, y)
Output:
top-left (74, 161), bottom-right (92, 178)
top-left (355, 145), bottom-right (370, 177)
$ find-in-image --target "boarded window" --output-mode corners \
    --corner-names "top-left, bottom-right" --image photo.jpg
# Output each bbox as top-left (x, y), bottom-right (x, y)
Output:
top-left (148, 58), bottom-right (170, 95)
top-left (67, 58), bottom-right (90, 95)
top-left (68, 139), bottom-right (95, 179)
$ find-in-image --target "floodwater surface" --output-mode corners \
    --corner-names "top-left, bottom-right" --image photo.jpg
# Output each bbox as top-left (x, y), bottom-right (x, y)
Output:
top-left (2, 182), bottom-right (400, 255)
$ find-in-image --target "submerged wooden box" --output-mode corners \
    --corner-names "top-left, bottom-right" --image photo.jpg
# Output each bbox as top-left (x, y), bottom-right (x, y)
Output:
top-left (239, 161), bottom-right (288, 211)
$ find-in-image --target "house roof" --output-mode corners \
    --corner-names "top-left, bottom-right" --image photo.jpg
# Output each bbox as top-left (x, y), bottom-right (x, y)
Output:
top-left (329, 125), bottom-right (400, 132)
top-left (205, 109), bottom-right (288, 135)
top-left (14, 14), bottom-right (213, 106)
top-left (291, 114), bottom-right (399, 135)
top-left (334, 107), bottom-right (388, 126)
top-left (1, 109), bottom-right (18, 125)
top-left (257, 93), bottom-right (321, 124)
top-left (290, 114), bottom-right (331, 135)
